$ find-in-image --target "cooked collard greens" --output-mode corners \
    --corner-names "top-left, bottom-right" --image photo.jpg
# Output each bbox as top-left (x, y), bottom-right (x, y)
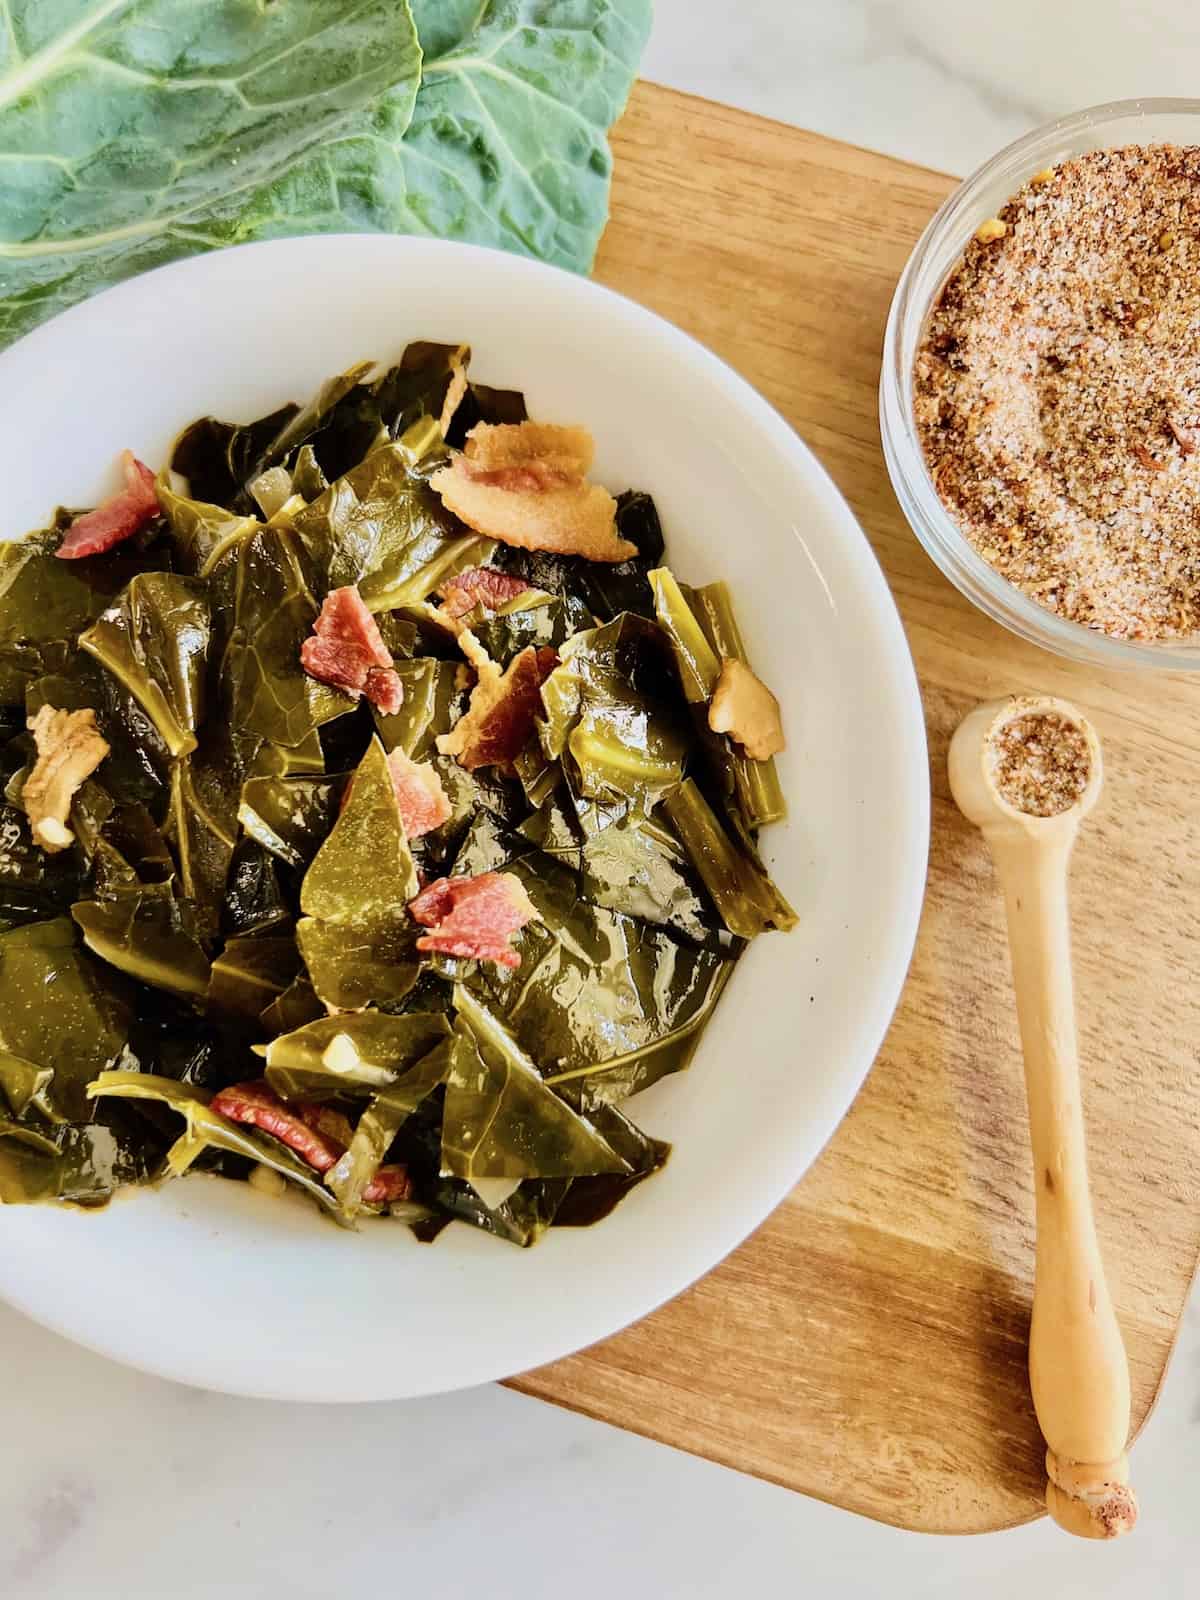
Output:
top-left (0, 343), bottom-right (795, 1246)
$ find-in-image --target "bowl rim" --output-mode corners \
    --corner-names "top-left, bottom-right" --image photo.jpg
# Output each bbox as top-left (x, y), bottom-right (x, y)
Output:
top-left (881, 95), bottom-right (1200, 672)
top-left (0, 232), bottom-right (931, 1401)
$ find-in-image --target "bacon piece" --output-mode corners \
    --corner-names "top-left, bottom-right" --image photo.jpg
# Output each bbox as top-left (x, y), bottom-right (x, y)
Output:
top-left (300, 586), bottom-right (404, 714)
top-left (408, 870), bottom-right (538, 969)
top-left (430, 421), bottom-right (636, 563)
top-left (339, 746), bottom-right (451, 839)
top-left (437, 567), bottom-right (532, 622)
top-left (298, 1101), bottom-right (355, 1149)
top-left (212, 1081), bottom-right (412, 1205)
top-left (23, 704), bottom-right (110, 852)
top-left (56, 451), bottom-right (160, 560)
top-left (436, 638), bottom-right (557, 772)
top-left (385, 746), bottom-right (451, 837)
top-left (363, 1165), bottom-right (412, 1204)
top-left (212, 1081), bottom-right (343, 1173)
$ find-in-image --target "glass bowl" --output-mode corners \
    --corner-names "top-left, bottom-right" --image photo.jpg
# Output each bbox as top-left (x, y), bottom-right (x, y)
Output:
top-left (881, 98), bottom-right (1200, 671)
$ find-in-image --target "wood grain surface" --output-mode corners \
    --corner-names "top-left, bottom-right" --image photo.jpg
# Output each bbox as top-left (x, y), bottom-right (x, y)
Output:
top-left (509, 82), bottom-right (1200, 1534)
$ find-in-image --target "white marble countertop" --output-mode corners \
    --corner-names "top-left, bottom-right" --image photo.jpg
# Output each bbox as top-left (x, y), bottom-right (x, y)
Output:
top-left (5, 4), bottom-right (1200, 1595)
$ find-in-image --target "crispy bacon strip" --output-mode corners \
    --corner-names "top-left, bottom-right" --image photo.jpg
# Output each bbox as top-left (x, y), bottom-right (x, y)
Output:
top-left (212, 1081), bottom-right (411, 1205)
top-left (300, 586), bottom-right (404, 715)
top-left (408, 870), bottom-right (538, 969)
top-left (56, 451), bottom-right (160, 560)
top-left (437, 567), bottom-right (532, 622)
top-left (436, 637), bottom-right (557, 773)
top-left (430, 421), bottom-right (636, 563)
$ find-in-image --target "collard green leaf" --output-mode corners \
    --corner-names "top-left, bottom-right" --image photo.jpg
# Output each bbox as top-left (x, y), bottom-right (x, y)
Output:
top-left (468, 592), bottom-right (591, 667)
top-left (295, 916), bottom-right (420, 1013)
top-left (171, 404), bottom-right (299, 512)
top-left (258, 1011), bottom-right (451, 1102)
top-left (221, 838), bottom-right (291, 938)
top-left (373, 657), bottom-right (468, 760)
top-left (301, 739), bottom-right (418, 920)
top-left (164, 727), bottom-right (244, 939)
top-left (155, 475), bottom-right (260, 577)
top-left (446, 989), bottom-right (629, 1181)
top-left (400, 1), bottom-right (651, 274)
top-left (0, 918), bottom-right (131, 1122)
top-left (0, 530), bottom-right (149, 705)
top-left (549, 1103), bottom-right (670, 1227)
top-left (325, 1034), bottom-right (458, 1212)
top-left (225, 524), bottom-right (355, 748)
top-left (79, 574), bottom-right (211, 759)
top-left (259, 975), bottom-right (324, 1037)
top-left (539, 615), bottom-right (689, 812)
top-left (0, 1111), bottom-right (160, 1207)
top-left (237, 773), bottom-right (344, 870)
top-left (452, 842), bottom-right (735, 1091)
top-left (86, 1070), bottom-right (345, 1221)
top-left (521, 786), bottom-right (718, 945)
top-left (296, 738), bottom-right (421, 1010)
top-left (73, 894), bottom-right (212, 1001)
top-left (206, 936), bottom-right (299, 1025)
top-left (371, 342), bottom-right (470, 443)
top-left (0, 799), bottom-right (83, 927)
top-left (660, 780), bottom-right (797, 939)
top-left (0, 4), bottom-right (423, 350)
top-left (292, 443), bottom-right (486, 610)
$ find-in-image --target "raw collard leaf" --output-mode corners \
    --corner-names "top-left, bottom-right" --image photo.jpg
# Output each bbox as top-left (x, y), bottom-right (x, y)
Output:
top-left (0, 918), bottom-right (131, 1122)
top-left (0, 1), bottom-right (650, 351)
top-left (402, 1), bottom-right (652, 271)
top-left (446, 988), bottom-right (629, 1181)
top-left (0, 2), bottom-right (423, 349)
top-left (80, 574), bottom-right (211, 759)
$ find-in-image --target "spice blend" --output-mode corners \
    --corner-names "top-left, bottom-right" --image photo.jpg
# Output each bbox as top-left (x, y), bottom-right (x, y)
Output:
top-left (990, 711), bottom-right (1091, 818)
top-left (915, 145), bottom-right (1200, 641)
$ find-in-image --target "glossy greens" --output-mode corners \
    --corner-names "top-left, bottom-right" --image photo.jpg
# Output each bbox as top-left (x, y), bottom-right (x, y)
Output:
top-left (0, 345), bottom-right (795, 1247)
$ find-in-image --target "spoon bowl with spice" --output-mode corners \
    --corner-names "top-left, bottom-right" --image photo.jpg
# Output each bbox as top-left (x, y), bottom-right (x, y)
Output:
top-left (950, 696), bottom-right (1137, 1540)
top-left (883, 98), bottom-right (1200, 670)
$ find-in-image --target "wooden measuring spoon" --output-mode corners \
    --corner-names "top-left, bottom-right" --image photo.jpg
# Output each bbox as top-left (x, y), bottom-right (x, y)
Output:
top-left (948, 695), bottom-right (1137, 1540)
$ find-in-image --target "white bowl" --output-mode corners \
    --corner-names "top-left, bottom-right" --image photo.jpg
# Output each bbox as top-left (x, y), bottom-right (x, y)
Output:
top-left (0, 236), bottom-right (929, 1400)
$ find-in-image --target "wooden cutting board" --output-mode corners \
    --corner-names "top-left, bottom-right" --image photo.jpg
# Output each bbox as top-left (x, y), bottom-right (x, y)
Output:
top-left (508, 82), bottom-right (1200, 1534)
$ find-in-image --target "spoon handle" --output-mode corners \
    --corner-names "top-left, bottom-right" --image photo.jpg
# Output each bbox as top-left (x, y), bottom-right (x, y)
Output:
top-left (989, 830), bottom-right (1137, 1538)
